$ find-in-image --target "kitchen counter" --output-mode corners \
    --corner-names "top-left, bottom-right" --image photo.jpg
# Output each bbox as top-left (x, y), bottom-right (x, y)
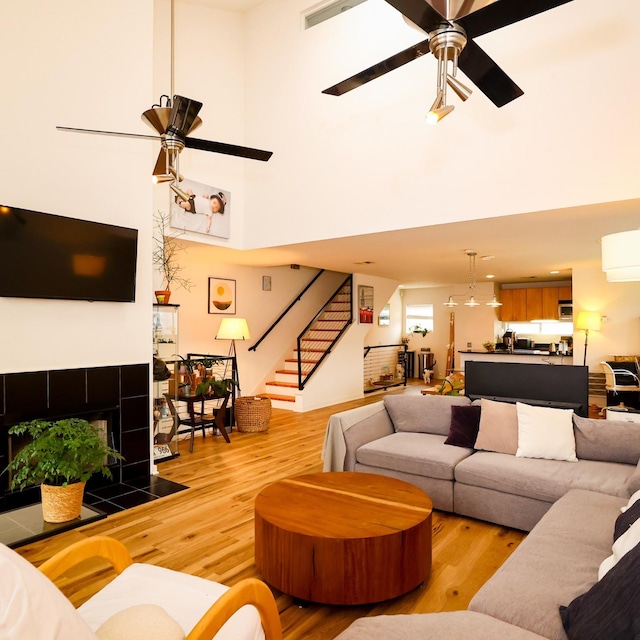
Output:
top-left (459, 350), bottom-right (573, 367)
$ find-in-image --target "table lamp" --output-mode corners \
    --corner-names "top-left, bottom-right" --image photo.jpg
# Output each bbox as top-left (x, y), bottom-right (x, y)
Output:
top-left (575, 311), bottom-right (601, 367)
top-left (215, 318), bottom-right (250, 392)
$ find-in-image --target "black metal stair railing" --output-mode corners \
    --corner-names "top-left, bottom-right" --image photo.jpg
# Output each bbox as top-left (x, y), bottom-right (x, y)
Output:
top-left (248, 269), bottom-right (325, 352)
top-left (296, 274), bottom-right (353, 390)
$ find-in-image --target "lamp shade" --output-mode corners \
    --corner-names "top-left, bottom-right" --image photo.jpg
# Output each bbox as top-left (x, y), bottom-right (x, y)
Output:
top-left (575, 311), bottom-right (601, 332)
top-left (602, 229), bottom-right (640, 282)
top-left (216, 318), bottom-right (250, 341)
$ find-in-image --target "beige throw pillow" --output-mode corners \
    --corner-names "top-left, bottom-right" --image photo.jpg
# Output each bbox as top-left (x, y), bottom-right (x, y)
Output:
top-left (97, 604), bottom-right (185, 640)
top-left (474, 399), bottom-right (519, 454)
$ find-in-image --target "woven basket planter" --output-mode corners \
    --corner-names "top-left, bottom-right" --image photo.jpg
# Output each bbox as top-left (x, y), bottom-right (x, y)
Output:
top-left (235, 396), bottom-right (272, 433)
top-left (41, 481), bottom-right (85, 523)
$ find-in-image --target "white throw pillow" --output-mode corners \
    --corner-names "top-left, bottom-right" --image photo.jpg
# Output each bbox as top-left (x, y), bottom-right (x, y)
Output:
top-left (0, 542), bottom-right (97, 640)
top-left (515, 403), bottom-right (577, 462)
top-left (97, 604), bottom-right (184, 640)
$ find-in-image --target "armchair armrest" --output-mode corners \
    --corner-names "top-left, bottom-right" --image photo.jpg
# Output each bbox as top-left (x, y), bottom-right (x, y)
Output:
top-left (38, 535), bottom-right (133, 582)
top-left (186, 578), bottom-right (282, 640)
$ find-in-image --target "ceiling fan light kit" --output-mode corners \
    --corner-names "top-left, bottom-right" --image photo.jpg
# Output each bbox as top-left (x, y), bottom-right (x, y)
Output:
top-left (323, 0), bottom-right (574, 123)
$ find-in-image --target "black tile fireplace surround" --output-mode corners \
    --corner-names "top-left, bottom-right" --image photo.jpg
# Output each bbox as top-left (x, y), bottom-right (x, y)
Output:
top-left (0, 363), bottom-right (150, 513)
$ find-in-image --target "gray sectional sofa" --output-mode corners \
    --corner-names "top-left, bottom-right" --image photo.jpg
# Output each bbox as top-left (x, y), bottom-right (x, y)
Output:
top-left (323, 394), bottom-right (640, 531)
top-left (323, 394), bottom-right (640, 639)
top-left (335, 489), bottom-right (631, 640)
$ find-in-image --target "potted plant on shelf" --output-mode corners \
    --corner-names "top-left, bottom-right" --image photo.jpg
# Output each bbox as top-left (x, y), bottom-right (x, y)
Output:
top-left (483, 341), bottom-right (496, 352)
top-left (153, 209), bottom-right (193, 304)
top-left (196, 374), bottom-right (238, 398)
top-left (5, 418), bottom-right (122, 523)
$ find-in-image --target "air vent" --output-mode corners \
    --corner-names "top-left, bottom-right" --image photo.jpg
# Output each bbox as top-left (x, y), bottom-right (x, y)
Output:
top-left (305, 0), bottom-right (368, 29)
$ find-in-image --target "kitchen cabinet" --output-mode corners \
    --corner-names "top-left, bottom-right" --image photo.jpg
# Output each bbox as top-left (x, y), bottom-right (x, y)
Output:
top-left (499, 288), bottom-right (527, 322)
top-left (500, 285), bottom-right (571, 322)
top-left (558, 286), bottom-right (572, 301)
top-left (526, 288), bottom-right (543, 321)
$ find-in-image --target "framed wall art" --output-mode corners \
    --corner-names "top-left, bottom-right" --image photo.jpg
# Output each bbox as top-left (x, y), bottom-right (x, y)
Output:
top-left (208, 277), bottom-right (236, 314)
top-left (171, 177), bottom-right (231, 239)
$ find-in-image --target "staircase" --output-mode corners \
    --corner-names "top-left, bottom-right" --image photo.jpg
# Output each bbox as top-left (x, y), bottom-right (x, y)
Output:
top-left (263, 279), bottom-right (352, 410)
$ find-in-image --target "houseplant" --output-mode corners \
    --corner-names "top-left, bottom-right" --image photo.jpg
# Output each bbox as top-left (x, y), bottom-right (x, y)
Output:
top-left (483, 341), bottom-right (495, 352)
top-left (5, 418), bottom-right (122, 523)
top-left (153, 209), bottom-right (193, 303)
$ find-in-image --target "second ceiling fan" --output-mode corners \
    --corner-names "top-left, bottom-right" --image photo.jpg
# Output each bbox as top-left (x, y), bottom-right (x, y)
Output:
top-left (323, 0), bottom-right (574, 121)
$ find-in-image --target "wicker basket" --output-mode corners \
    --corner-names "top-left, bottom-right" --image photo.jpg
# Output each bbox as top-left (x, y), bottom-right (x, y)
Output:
top-left (41, 481), bottom-right (85, 523)
top-left (235, 396), bottom-right (272, 433)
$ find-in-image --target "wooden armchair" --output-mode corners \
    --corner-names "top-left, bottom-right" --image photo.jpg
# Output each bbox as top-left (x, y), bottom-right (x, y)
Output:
top-left (38, 535), bottom-right (281, 640)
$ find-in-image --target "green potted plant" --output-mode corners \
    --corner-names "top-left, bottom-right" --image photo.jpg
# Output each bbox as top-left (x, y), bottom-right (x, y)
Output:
top-left (483, 341), bottom-right (495, 352)
top-left (196, 374), bottom-right (238, 398)
top-left (5, 418), bottom-right (122, 523)
top-left (411, 326), bottom-right (431, 337)
top-left (153, 209), bottom-right (193, 304)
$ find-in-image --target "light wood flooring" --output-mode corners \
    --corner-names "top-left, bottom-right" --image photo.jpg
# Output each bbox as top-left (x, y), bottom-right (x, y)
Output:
top-left (16, 382), bottom-right (526, 639)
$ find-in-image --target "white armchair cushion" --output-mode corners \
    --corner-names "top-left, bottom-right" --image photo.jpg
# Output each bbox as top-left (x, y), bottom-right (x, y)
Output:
top-left (78, 563), bottom-right (264, 640)
top-left (0, 542), bottom-right (97, 640)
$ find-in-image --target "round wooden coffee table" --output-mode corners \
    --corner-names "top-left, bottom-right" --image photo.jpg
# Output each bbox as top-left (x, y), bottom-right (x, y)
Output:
top-left (254, 472), bottom-right (432, 605)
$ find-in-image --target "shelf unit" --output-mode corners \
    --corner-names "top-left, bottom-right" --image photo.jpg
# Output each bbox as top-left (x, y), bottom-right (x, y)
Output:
top-left (152, 304), bottom-right (180, 462)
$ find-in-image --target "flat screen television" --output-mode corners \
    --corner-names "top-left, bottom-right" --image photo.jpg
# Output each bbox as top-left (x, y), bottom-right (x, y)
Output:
top-left (0, 204), bottom-right (138, 302)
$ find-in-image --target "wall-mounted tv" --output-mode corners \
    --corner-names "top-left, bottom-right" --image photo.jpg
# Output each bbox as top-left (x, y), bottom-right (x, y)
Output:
top-left (0, 204), bottom-right (138, 303)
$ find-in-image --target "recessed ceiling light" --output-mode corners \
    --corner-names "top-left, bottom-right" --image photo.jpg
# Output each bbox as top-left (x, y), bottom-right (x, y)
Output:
top-left (550, 270), bottom-right (560, 274)
top-left (480, 255), bottom-right (495, 261)
top-left (485, 274), bottom-right (495, 279)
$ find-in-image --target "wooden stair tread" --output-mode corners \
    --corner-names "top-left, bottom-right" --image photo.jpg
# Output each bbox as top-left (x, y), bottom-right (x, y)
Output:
top-left (266, 381), bottom-right (299, 388)
top-left (264, 393), bottom-right (296, 402)
top-left (276, 370), bottom-right (307, 376)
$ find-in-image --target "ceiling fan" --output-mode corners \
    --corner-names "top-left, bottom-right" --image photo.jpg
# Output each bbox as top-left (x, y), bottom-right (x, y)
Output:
top-left (57, 0), bottom-right (272, 192)
top-left (323, 0), bottom-right (574, 121)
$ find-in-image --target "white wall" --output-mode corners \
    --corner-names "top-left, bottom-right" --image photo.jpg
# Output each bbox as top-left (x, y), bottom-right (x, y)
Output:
top-left (401, 282), bottom-right (501, 377)
top-left (0, 0), bottom-right (154, 374)
top-left (165, 243), bottom-right (349, 393)
top-left (243, 0), bottom-right (640, 249)
top-left (572, 265), bottom-right (640, 370)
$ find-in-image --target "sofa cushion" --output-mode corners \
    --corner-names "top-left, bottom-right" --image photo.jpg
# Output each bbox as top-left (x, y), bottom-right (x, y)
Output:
top-left (356, 432), bottom-right (474, 480)
top-left (384, 395), bottom-right (471, 436)
top-left (333, 611), bottom-right (548, 640)
top-left (470, 489), bottom-right (626, 640)
top-left (445, 405), bottom-right (481, 449)
top-left (96, 605), bottom-right (185, 640)
top-left (560, 540), bottom-right (640, 640)
top-left (573, 414), bottom-right (640, 465)
top-left (515, 403), bottom-right (577, 462)
top-left (455, 451), bottom-right (633, 502)
top-left (474, 399), bottom-right (518, 455)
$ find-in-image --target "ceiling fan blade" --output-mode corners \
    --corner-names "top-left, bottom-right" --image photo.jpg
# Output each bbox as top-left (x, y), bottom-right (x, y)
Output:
top-left (323, 38), bottom-right (431, 96)
top-left (167, 95), bottom-right (203, 139)
top-left (458, 38), bottom-right (523, 107)
top-left (185, 137), bottom-right (273, 162)
top-left (56, 126), bottom-right (159, 141)
top-left (457, 0), bottom-right (574, 39)
top-left (383, 0), bottom-right (447, 32)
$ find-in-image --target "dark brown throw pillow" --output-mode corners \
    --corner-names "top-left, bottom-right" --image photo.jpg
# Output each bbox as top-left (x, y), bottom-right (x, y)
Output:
top-left (444, 405), bottom-right (481, 449)
top-left (559, 541), bottom-right (640, 639)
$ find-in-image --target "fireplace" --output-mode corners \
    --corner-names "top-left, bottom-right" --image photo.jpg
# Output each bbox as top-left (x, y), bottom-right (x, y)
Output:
top-left (0, 364), bottom-right (150, 513)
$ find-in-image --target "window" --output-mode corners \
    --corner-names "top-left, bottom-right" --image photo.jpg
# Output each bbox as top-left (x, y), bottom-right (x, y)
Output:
top-left (405, 304), bottom-right (434, 333)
